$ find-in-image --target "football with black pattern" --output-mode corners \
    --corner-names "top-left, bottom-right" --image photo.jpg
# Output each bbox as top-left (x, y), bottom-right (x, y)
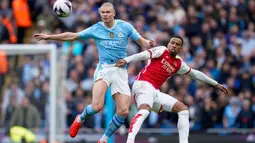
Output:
top-left (53, 0), bottom-right (72, 18)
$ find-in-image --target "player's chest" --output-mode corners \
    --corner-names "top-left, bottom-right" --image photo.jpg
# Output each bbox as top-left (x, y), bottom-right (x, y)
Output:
top-left (152, 56), bottom-right (180, 75)
top-left (97, 28), bottom-right (128, 40)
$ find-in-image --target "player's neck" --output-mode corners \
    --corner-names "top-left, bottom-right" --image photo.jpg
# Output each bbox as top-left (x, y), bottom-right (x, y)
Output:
top-left (104, 20), bottom-right (115, 29)
top-left (170, 53), bottom-right (177, 57)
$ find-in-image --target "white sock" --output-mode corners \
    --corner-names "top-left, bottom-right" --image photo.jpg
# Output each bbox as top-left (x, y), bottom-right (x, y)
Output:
top-left (127, 109), bottom-right (150, 142)
top-left (100, 134), bottom-right (109, 142)
top-left (77, 116), bottom-right (83, 123)
top-left (177, 110), bottom-right (189, 143)
top-left (126, 138), bottom-right (135, 143)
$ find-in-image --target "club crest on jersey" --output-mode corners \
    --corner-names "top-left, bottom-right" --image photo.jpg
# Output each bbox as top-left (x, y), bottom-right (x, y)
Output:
top-left (109, 32), bottom-right (114, 38)
top-left (174, 61), bottom-right (177, 67)
top-left (118, 32), bottom-right (124, 37)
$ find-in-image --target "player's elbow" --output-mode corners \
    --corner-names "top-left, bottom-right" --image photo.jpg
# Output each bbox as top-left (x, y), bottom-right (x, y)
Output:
top-left (66, 32), bottom-right (78, 41)
top-left (187, 69), bottom-right (195, 77)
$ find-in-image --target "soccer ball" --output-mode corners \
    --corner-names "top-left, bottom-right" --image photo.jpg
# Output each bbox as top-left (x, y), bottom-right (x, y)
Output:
top-left (53, 0), bottom-right (72, 18)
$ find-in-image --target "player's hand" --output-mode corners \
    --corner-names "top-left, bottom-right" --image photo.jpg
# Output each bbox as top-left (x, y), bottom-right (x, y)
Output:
top-left (216, 83), bottom-right (228, 94)
top-left (33, 34), bottom-right (50, 41)
top-left (149, 39), bottom-right (157, 47)
top-left (116, 59), bottom-right (127, 67)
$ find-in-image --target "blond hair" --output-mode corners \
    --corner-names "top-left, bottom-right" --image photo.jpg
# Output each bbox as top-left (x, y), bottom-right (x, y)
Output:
top-left (99, 2), bottom-right (115, 13)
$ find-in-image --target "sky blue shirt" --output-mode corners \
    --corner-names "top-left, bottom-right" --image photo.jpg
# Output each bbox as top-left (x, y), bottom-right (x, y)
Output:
top-left (78, 19), bottom-right (141, 64)
top-left (224, 105), bottom-right (241, 128)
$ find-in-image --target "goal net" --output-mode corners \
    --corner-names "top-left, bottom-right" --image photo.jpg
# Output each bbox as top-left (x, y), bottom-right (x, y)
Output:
top-left (0, 44), bottom-right (66, 143)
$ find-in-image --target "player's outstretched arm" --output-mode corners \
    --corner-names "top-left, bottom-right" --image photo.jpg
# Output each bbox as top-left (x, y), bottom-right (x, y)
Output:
top-left (115, 50), bottom-right (151, 67)
top-left (33, 32), bottom-right (79, 41)
top-left (187, 69), bottom-right (228, 94)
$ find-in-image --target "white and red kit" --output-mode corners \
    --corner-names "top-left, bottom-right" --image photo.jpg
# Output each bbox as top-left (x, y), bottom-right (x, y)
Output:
top-left (124, 46), bottom-right (218, 113)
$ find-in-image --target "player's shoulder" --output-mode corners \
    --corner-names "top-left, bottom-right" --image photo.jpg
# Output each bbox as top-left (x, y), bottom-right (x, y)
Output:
top-left (115, 19), bottom-right (133, 28)
top-left (116, 19), bottom-right (129, 24)
top-left (175, 55), bottom-right (183, 61)
top-left (175, 55), bottom-right (187, 66)
top-left (88, 22), bottom-right (103, 31)
top-left (94, 21), bottom-right (104, 27)
top-left (148, 46), bottom-right (167, 58)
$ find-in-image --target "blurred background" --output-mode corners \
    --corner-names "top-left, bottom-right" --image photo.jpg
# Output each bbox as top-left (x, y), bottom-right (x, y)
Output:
top-left (0, 0), bottom-right (255, 143)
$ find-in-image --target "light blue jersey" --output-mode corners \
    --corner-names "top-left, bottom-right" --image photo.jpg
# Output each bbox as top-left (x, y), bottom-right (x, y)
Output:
top-left (78, 19), bottom-right (141, 64)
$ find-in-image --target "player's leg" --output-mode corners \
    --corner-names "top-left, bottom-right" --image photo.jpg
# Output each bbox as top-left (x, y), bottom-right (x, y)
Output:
top-left (172, 101), bottom-right (189, 143)
top-left (99, 94), bottom-right (131, 143)
top-left (153, 92), bottom-right (189, 143)
top-left (99, 68), bottom-right (131, 142)
top-left (70, 79), bottom-right (108, 138)
top-left (126, 81), bottom-right (155, 143)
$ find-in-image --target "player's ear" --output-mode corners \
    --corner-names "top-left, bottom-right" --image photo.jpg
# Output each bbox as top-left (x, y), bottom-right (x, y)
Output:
top-left (98, 8), bottom-right (101, 14)
top-left (113, 9), bottom-right (116, 17)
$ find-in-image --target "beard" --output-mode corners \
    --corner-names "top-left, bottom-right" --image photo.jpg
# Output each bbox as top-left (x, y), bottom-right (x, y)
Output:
top-left (170, 52), bottom-right (177, 57)
top-left (169, 50), bottom-right (177, 57)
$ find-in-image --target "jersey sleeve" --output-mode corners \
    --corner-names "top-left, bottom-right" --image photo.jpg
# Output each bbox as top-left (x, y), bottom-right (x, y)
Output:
top-left (125, 22), bottom-right (141, 41)
top-left (147, 46), bottom-right (166, 59)
top-left (176, 56), bottom-right (191, 75)
top-left (78, 26), bottom-right (95, 40)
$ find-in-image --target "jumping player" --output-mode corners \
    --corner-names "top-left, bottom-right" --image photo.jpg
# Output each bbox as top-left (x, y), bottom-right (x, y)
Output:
top-left (116, 35), bottom-right (228, 143)
top-left (34, 2), bottom-right (156, 143)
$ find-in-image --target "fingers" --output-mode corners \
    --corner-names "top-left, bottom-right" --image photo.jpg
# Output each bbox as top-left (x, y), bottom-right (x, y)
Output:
top-left (152, 41), bottom-right (157, 46)
top-left (149, 40), bottom-right (157, 47)
top-left (116, 61), bottom-right (126, 67)
top-left (33, 34), bottom-right (41, 40)
top-left (221, 86), bottom-right (228, 94)
top-left (33, 34), bottom-right (45, 41)
top-left (116, 63), bottom-right (123, 67)
top-left (115, 63), bottom-right (120, 67)
top-left (115, 62), bottom-right (123, 67)
top-left (34, 37), bottom-right (42, 41)
top-left (33, 34), bottom-right (41, 38)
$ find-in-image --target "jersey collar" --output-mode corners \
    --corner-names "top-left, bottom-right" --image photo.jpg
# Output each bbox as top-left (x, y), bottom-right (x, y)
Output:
top-left (102, 20), bottom-right (117, 30)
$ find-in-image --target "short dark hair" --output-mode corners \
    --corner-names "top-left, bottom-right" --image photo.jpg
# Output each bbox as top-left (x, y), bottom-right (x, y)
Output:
top-left (170, 35), bottom-right (184, 47)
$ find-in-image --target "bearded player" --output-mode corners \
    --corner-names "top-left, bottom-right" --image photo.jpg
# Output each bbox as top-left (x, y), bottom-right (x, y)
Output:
top-left (116, 35), bottom-right (228, 143)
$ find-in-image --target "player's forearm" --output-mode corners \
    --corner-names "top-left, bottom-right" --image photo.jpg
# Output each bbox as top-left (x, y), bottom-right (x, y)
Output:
top-left (141, 39), bottom-right (151, 48)
top-left (136, 37), bottom-right (151, 49)
top-left (188, 69), bottom-right (218, 86)
top-left (48, 32), bottom-right (78, 41)
top-left (124, 51), bottom-right (150, 63)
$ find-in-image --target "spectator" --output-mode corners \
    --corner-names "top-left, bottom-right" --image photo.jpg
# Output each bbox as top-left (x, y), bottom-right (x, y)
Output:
top-left (0, 50), bottom-right (8, 95)
top-left (10, 97), bottom-right (41, 132)
top-left (234, 99), bottom-right (255, 128)
top-left (12, 0), bottom-right (32, 43)
top-left (0, 14), bottom-right (10, 43)
top-left (2, 82), bottom-right (25, 121)
top-left (223, 97), bottom-right (241, 128)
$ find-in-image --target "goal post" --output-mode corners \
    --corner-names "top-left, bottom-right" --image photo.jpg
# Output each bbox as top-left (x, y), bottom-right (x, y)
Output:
top-left (0, 44), bottom-right (57, 143)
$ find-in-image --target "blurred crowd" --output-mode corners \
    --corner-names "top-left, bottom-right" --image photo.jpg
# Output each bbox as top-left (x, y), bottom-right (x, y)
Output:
top-left (0, 0), bottom-right (255, 137)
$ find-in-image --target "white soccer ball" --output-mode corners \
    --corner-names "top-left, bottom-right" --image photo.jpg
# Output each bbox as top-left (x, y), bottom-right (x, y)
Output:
top-left (53, 0), bottom-right (72, 18)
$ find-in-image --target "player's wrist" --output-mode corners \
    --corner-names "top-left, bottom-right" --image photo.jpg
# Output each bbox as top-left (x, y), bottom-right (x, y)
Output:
top-left (124, 57), bottom-right (130, 63)
top-left (47, 35), bottom-right (53, 40)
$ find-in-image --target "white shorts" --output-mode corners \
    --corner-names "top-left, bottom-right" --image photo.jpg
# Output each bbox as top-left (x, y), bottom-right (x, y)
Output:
top-left (132, 80), bottom-right (178, 113)
top-left (94, 63), bottom-right (130, 96)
